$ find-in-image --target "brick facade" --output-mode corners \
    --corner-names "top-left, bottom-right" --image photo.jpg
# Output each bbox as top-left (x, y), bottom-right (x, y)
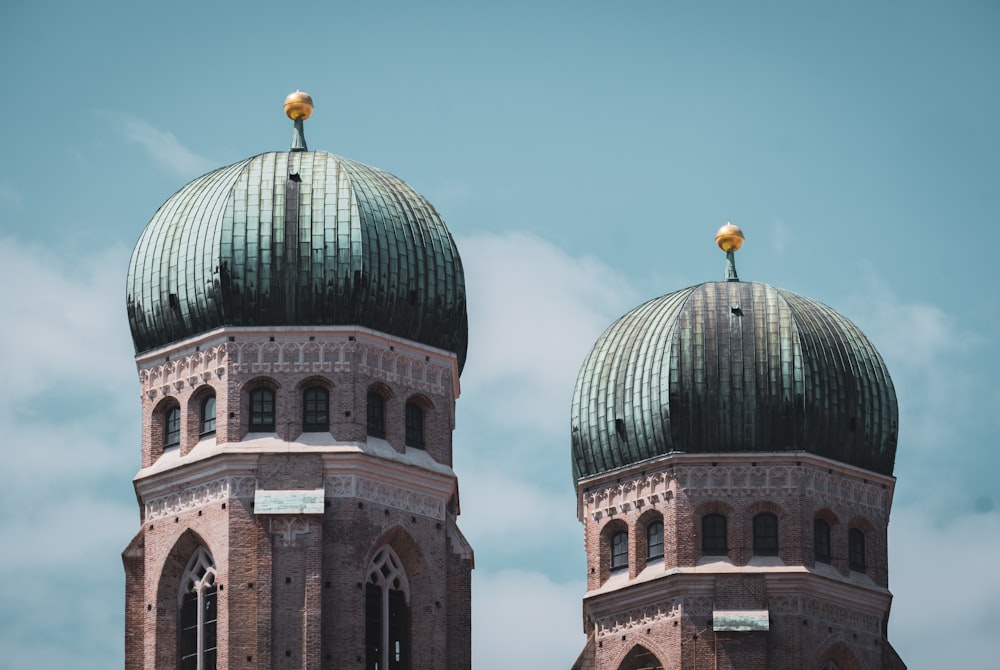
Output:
top-left (123, 326), bottom-right (472, 669)
top-left (572, 453), bottom-right (905, 670)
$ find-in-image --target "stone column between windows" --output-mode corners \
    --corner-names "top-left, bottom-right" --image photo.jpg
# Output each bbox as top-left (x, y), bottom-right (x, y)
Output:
top-left (269, 516), bottom-right (323, 670)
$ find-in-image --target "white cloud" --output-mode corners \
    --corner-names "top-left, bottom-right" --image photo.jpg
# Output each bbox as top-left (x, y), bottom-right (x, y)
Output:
top-left (889, 501), bottom-right (1000, 666)
top-left (112, 114), bottom-right (215, 177)
top-left (458, 231), bottom-right (637, 437)
top-left (0, 238), bottom-right (136, 402)
top-left (473, 569), bottom-right (587, 670)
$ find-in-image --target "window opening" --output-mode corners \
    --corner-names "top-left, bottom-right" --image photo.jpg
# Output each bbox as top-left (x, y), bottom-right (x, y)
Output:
top-left (611, 530), bottom-right (628, 571)
top-left (249, 388), bottom-right (275, 432)
top-left (365, 547), bottom-right (410, 670)
top-left (646, 521), bottom-right (664, 560)
top-left (303, 387), bottom-right (329, 432)
top-left (367, 391), bottom-right (386, 438)
top-left (848, 528), bottom-right (866, 571)
top-left (165, 405), bottom-right (181, 448)
top-left (179, 547), bottom-right (217, 670)
top-left (405, 402), bottom-right (424, 448)
top-left (814, 519), bottom-right (832, 563)
top-left (702, 514), bottom-right (728, 555)
top-left (753, 513), bottom-right (779, 555)
top-left (200, 396), bottom-right (216, 436)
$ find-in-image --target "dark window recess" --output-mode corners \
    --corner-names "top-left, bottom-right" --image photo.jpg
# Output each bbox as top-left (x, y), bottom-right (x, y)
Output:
top-left (303, 387), bottom-right (329, 432)
top-left (179, 586), bottom-right (217, 670)
top-left (611, 531), bottom-right (628, 570)
top-left (365, 583), bottom-right (410, 670)
top-left (615, 418), bottom-right (626, 440)
top-left (367, 391), bottom-right (385, 437)
top-left (165, 406), bottom-right (181, 448)
top-left (814, 519), bottom-right (832, 563)
top-left (200, 395), bottom-right (217, 436)
top-left (753, 513), bottom-right (779, 556)
top-left (250, 388), bottom-right (275, 432)
top-left (405, 402), bottom-right (424, 448)
top-left (702, 514), bottom-right (728, 555)
top-left (646, 521), bottom-right (664, 560)
top-left (849, 528), bottom-right (866, 571)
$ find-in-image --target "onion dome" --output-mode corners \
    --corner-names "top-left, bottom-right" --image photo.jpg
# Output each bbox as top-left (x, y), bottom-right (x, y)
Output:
top-left (127, 93), bottom-right (468, 370)
top-left (571, 224), bottom-right (898, 480)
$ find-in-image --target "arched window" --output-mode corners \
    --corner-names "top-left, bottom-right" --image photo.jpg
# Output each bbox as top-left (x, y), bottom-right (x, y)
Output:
top-left (646, 521), bottom-right (664, 560)
top-left (367, 391), bottom-right (386, 438)
top-left (753, 513), bottom-right (779, 556)
top-left (165, 405), bottom-right (181, 448)
top-left (249, 388), bottom-right (275, 432)
top-left (200, 395), bottom-right (216, 436)
top-left (179, 547), bottom-right (217, 670)
top-left (610, 531), bottom-right (628, 571)
top-left (849, 528), bottom-right (866, 571)
top-left (701, 514), bottom-right (727, 555)
top-left (814, 519), bottom-right (832, 563)
top-left (365, 547), bottom-right (410, 670)
top-left (302, 386), bottom-right (329, 432)
top-left (405, 402), bottom-right (424, 448)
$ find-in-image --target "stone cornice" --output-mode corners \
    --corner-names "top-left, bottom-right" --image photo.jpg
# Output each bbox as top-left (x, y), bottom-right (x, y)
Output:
top-left (579, 453), bottom-right (894, 522)
top-left (135, 450), bottom-right (454, 523)
top-left (585, 573), bottom-right (886, 638)
top-left (134, 326), bottom-right (460, 399)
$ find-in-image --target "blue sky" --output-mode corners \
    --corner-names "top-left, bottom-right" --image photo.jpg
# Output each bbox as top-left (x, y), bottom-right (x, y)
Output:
top-left (1, 1), bottom-right (998, 667)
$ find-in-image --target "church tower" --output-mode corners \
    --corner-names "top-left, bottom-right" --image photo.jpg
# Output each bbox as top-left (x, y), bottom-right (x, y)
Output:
top-left (569, 225), bottom-right (907, 670)
top-left (122, 93), bottom-right (473, 670)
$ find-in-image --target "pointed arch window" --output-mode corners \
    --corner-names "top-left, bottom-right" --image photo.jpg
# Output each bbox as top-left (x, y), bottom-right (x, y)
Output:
top-left (249, 388), bottom-right (275, 432)
top-left (200, 395), bottom-right (216, 436)
top-left (367, 391), bottom-right (386, 438)
top-left (753, 513), bottom-right (779, 556)
top-left (702, 513), bottom-right (728, 556)
top-left (610, 531), bottom-right (628, 571)
top-left (404, 402), bottom-right (424, 448)
top-left (165, 405), bottom-right (181, 448)
top-left (646, 521), bottom-right (664, 560)
top-left (814, 519), bottom-right (832, 563)
top-left (303, 386), bottom-right (329, 432)
top-left (179, 548), bottom-right (217, 670)
top-left (849, 528), bottom-right (866, 571)
top-left (365, 547), bottom-right (410, 670)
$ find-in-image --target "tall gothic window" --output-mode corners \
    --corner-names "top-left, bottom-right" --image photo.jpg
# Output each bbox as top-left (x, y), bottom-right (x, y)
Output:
top-left (303, 386), bottom-right (329, 432)
top-left (367, 391), bottom-right (386, 438)
top-left (814, 519), bottom-right (832, 563)
top-left (753, 513), bottom-right (779, 556)
top-left (646, 520), bottom-right (664, 560)
top-left (849, 528), bottom-right (866, 571)
top-left (249, 388), bottom-right (275, 432)
top-left (404, 402), bottom-right (424, 448)
top-left (365, 547), bottom-right (410, 670)
top-left (179, 548), bottom-right (217, 670)
top-left (610, 530), bottom-right (628, 571)
top-left (165, 405), bottom-right (181, 448)
top-left (200, 395), bottom-right (216, 436)
top-left (701, 513), bottom-right (728, 555)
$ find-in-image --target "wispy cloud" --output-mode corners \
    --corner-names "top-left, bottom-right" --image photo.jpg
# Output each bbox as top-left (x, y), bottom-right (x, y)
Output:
top-left (106, 112), bottom-right (215, 178)
top-left (458, 231), bottom-right (637, 439)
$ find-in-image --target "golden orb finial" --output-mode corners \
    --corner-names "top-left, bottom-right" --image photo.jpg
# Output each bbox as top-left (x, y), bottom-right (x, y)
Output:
top-left (284, 90), bottom-right (314, 121)
top-left (715, 221), bottom-right (745, 253)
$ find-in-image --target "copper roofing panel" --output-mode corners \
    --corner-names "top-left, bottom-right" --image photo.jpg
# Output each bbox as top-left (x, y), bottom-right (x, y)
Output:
top-left (127, 151), bottom-right (468, 370)
top-left (571, 282), bottom-right (898, 479)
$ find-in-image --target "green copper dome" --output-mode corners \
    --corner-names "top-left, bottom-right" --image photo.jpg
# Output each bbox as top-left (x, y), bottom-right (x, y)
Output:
top-left (571, 281), bottom-right (898, 480)
top-left (127, 151), bottom-right (468, 370)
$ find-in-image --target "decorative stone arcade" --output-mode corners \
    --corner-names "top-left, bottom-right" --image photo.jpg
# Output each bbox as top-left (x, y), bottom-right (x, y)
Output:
top-left (122, 93), bottom-right (473, 670)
